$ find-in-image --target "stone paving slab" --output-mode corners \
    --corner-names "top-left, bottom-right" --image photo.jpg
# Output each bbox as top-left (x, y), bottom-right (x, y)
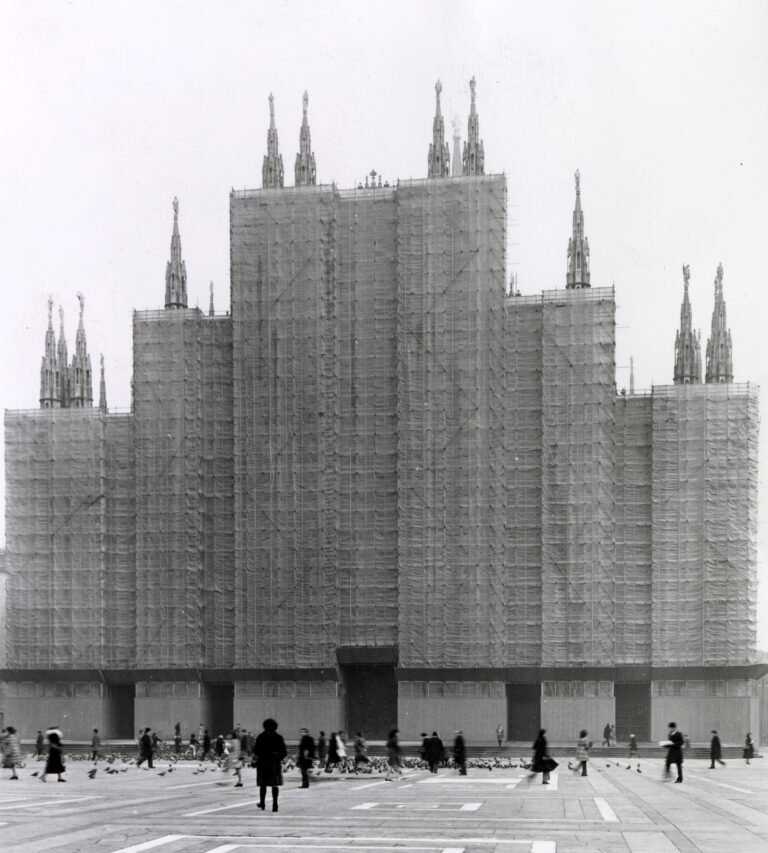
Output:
top-left (0, 757), bottom-right (765, 852)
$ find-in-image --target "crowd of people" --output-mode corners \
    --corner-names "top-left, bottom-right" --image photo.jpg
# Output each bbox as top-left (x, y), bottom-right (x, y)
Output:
top-left (0, 720), bottom-right (760, 794)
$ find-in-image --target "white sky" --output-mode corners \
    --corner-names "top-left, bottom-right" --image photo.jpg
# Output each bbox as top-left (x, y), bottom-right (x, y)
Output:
top-left (1, 0), bottom-right (766, 645)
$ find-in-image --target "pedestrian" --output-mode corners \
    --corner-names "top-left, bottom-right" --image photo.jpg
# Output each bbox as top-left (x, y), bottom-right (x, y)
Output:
top-left (198, 723), bottom-right (205, 742)
top-left (570, 729), bottom-right (590, 777)
top-left (325, 731), bottom-right (340, 772)
top-left (137, 727), bottom-right (154, 769)
top-left (152, 730), bottom-right (161, 757)
top-left (252, 717), bottom-right (287, 812)
top-left (385, 728), bottom-right (403, 780)
top-left (298, 728), bottom-right (316, 788)
top-left (628, 733), bottom-right (639, 758)
top-left (609, 724), bottom-right (616, 747)
top-left (744, 733), bottom-right (754, 765)
top-left (215, 734), bottom-right (225, 759)
top-left (425, 731), bottom-right (444, 774)
top-left (335, 732), bottom-right (347, 767)
top-left (35, 730), bottom-right (45, 760)
top-left (662, 722), bottom-right (684, 783)
top-left (174, 721), bottom-right (181, 739)
top-left (41, 726), bottom-right (66, 782)
top-left (495, 724), bottom-right (504, 749)
top-left (453, 730), bottom-right (467, 775)
top-left (222, 732), bottom-right (243, 787)
top-left (188, 732), bottom-right (199, 759)
top-left (602, 722), bottom-right (611, 747)
top-left (317, 731), bottom-right (327, 772)
top-left (174, 731), bottom-right (182, 755)
top-left (530, 728), bottom-right (557, 785)
top-left (91, 728), bottom-right (101, 762)
top-left (353, 732), bottom-right (369, 773)
top-left (419, 732), bottom-right (429, 763)
top-left (709, 730), bottom-right (725, 769)
top-left (202, 729), bottom-right (212, 760)
top-left (1, 726), bottom-right (21, 780)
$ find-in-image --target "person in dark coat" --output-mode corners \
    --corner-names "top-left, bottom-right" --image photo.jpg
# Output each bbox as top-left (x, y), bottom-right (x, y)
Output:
top-left (744, 733), bottom-right (754, 764)
top-left (137, 727), bottom-right (154, 769)
top-left (202, 730), bottom-right (212, 760)
top-left (663, 722), bottom-right (684, 782)
top-left (419, 733), bottom-right (429, 763)
top-left (317, 731), bottom-right (327, 770)
top-left (385, 728), bottom-right (403, 780)
top-left (35, 731), bottom-right (45, 759)
top-left (252, 718), bottom-right (287, 811)
top-left (325, 732), bottom-right (340, 772)
top-left (709, 730), bottom-right (725, 768)
top-left (298, 728), bottom-right (316, 788)
top-left (425, 731), bottom-right (444, 774)
top-left (41, 726), bottom-right (66, 782)
top-left (602, 723), bottom-right (611, 747)
top-left (453, 731), bottom-right (467, 775)
top-left (531, 728), bottom-right (556, 784)
top-left (628, 733), bottom-right (639, 758)
top-left (215, 734), bottom-right (225, 758)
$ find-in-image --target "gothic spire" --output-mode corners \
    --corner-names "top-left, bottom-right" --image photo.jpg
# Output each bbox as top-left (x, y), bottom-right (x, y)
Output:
top-left (70, 292), bottom-right (93, 407)
top-left (673, 264), bottom-right (702, 385)
top-left (705, 262), bottom-right (733, 383)
top-left (566, 170), bottom-right (591, 289)
top-left (99, 353), bottom-right (108, 413)
top-left (39, 296), bottom-right (59, 408)
top-left (56, 304), bottom-right (70, 407)
top-left (262, 93), bottom-right (284, 189)
top-left (294, 91), bottom-right (316, 187)
top-left (427, 80), bottom-right (450, 178)
top-left (462, 77), bottom-right (484, 176)
top-left (165, 196), bottom-right (188, 309)
top-left (451, 116), bottom-right (462, 177)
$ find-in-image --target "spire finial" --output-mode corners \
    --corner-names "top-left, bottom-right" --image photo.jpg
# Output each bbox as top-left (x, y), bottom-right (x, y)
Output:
top-left (209, 280), bottom-right (215, 316)
top-left (683, 263), bottom-right (690, 289)
top-left (77, 291), bottom-right (84, 321)
top-left (264, 93), bottom-right (285, 188)
top-left (47, 296), bottom-right (53, 325)
top-left (705, 262), bottom-right (733, 383)
top-left (575, 169), bottom-right (581, 196)
top-left (165, 195), bottom-right (188, 309)
top-left (269, 92), bottom-right (275, 125)
top-left (427, 80), bottom-right (450, 178)
top-left (173, 196), bottom-right (179, 219)
top-left (59, 304), bottom-right (64, 329)
top-left (303, 90), bottom-right (308, 117)
top-left (294, 90), bottom-right (316, 186)
top-left (674, 263), bottom-right (702, 384)
top-left (462, 77), bottom-right (484, 176)
top-left (566, 170), bottom-right (590, 288)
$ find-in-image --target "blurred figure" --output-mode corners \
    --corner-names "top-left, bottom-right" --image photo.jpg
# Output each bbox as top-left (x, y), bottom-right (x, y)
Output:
top-left (385, 728), bottom-right (403, 780)
top-left (453, 730), bottom-right (467, 775)
top-left (570, 729), bottom-right (590, 777)
top-left (1, 726), bottom-right (21, 780)
top-left (40, 726), bottom-right (66, 783)
top-left (252, 718), bottom-right (287, 812)
top-left (298, 728), bottom-right (315, 788)
top-left (495, 724), bottom-right (504, 748)
top-left (628, 733), bottom-right (639, 758)
top-left (709, 730), bottom-right (725, 769)
top-left (744, 733), bottom-right (754, 765)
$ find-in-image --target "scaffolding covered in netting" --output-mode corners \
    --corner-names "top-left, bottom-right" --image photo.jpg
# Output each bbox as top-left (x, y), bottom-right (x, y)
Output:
top-left (540, 288), bottom-right (616, 667)
top-left (396, 176), bottom-right (507, 668)
top-left (133, 309), bottom-right (233, 668)
top-left (4, 409), bottom-right (134, 667)
top-left (651, 383), bottom-right (758, 666)
top-left (614, 393), bottom-right (652, 664)
top-left (503, 296), bottom-right (543, 665)
top-left (231, 187), bottom-right (340, 668)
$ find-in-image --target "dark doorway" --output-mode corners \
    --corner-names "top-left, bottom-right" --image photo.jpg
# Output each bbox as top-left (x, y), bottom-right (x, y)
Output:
top-left (105, 684), bottom-right (135, 738)
top-left (506, 683), bottom-right (541, 742)
top-left (343, 665), bottom-right (397, 739)
top-left (204, 683), bottom-right (234, 736)
top-left (615, 682), bottom-right (650, 741)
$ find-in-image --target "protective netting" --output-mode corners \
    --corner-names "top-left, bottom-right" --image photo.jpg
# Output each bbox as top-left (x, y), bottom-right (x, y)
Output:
top-left (651, 383), bottom-right (758, 666)
top-left (231, 187), bottom-right (340, 668)
top-left (614, 394), bottom-right (652, 664)
top-left (504, 297), bottom-right (543, 665)
top-left (396, 176), bottom-right (507, 668)
top-left (540, 288), bottom-right (616, 667)
top-left (133, 309), bottom-right (233, 668)
top-left (4, 409), bottom-right (133, 667)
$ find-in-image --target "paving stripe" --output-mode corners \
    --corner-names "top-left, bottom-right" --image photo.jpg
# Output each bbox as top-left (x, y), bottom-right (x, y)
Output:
top-left (110, 836), bottom-right (189, 853)
top-left (350, 780), bottom-right (389, 790)
top-left (622, 831), bottom-right (678, 852)
top-left (593, 796), bottom-right (619, 822)
top-left (187, 839), bottom-right (549, 850)
top-left (684, 774), bottom-right (755, 794)
top-left (166, 780), bottom-right (224, 790)
top-left (0, 796), bottom-right (101, 810)
top-left (185, 799), bottom-right (262, 816)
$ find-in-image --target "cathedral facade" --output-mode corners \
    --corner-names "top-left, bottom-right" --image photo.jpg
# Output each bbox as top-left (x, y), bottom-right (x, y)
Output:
top-left (1, 82), bottom-right (762, 743)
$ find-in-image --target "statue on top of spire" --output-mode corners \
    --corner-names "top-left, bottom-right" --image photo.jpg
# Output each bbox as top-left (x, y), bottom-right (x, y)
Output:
top-left (566, 169), bottom-right (590, 288)
top-left (705, 262), bottom-right (733, 383)
top-left (165, 196), bottom-right (188, 309)
top-left (673, 264), bottom-right (702, 384)
top-left (294, 90), bottom-right (316, 187)
top-left (427, 79), bottom-right (450, 178)
top-left (462, 77), bottom-right (485, 176)
top-left (263, 93), bottom-right (284, 189)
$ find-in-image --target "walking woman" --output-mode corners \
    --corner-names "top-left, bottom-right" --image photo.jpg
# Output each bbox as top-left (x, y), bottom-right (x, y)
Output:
top-left (385, 728), bottom-right (403, 780)
top-left (1, 726), bottom-right (21, 780)
top-left (570, 729), bottom-right (590, 777)
top-left (252, 718), bottom-right (287, 812)
top-left (530, 728), bottom-right (557, 785)
top-left (325, 731), bottom-right (340, 772)
top-left (41, 726), bottom-right (66, 782)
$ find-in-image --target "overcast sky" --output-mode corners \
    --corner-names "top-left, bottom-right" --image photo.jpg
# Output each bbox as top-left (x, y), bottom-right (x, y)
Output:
top-left (1, 0), bottom-right (766, 644)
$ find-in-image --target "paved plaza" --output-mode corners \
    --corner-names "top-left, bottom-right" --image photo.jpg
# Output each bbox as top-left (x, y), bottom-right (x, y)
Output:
top-left (0, 756), bottom-right (766, 853)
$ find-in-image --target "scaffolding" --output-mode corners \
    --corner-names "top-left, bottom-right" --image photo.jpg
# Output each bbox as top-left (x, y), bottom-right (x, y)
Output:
top-left (540, 288), bottom-right (616, 667)
top-left (396, 176), bottom-right (507, 668)
top-left (651, 383), bottom-right (758, 666)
